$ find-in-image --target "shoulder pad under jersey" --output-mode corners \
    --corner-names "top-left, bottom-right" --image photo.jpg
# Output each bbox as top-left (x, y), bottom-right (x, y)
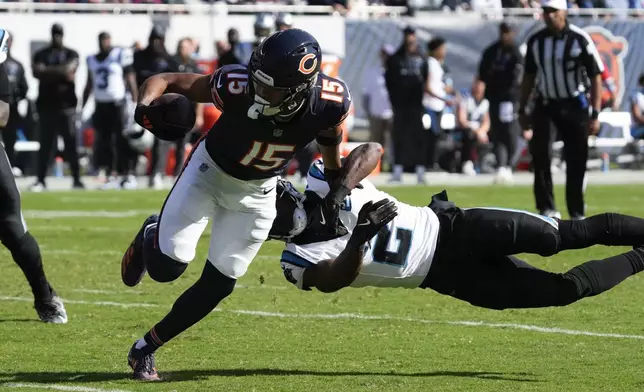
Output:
top-left (209, 64), bottom-right (249, 112)
top-left (313, 74), bottom-right (352, 130)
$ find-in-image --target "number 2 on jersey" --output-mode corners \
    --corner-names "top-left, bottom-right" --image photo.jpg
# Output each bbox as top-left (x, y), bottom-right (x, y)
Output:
top-left (371, 226), bottom-right (412, 267)
top-left (240, 141), bottom-right (295, 171)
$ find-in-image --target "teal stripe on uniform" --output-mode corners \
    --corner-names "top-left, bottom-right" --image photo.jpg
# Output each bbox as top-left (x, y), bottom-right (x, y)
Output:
top-left (463, 207), bottom-right (559, 229)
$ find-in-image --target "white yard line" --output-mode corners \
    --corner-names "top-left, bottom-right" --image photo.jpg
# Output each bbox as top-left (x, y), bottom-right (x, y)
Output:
top-left (29, 225), bottom-right (130, 233)
top-left (0, 297), bottom-right (159, 309)
top-left (38, 249), bottom-right (123, 257)
top-left (71, 289), bottom-right (143, 295)
top-left (1, 296), bottom-right (642, 340)
top-left (23, 210), bottom-right (157, 219)
top-left (1, 383), bottom-right (132, 392)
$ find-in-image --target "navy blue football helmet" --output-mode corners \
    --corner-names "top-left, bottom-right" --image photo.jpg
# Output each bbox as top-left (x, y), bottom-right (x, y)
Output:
top-left (247, 28), bottom-right (322, 118)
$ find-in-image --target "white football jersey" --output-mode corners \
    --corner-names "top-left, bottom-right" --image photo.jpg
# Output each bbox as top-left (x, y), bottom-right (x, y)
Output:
top-left (280, 159), bottom-right (440, 290)
top-left (87, 47), bottom-right (133, 102)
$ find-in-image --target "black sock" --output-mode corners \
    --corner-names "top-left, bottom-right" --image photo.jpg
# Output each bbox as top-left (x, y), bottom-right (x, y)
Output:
top-left (4, 232), bottom-right (52, 301)
top-left (564, 247), bottom-right (644, 299)
top-left (559, 213), bottom-right (644, 250)
top-left (150, 261), bottom-right (236, 349)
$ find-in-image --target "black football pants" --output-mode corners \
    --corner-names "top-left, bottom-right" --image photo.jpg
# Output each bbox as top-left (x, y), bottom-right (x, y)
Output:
top-left (93, 101), bottom-right (132, 175)
top-left (0, 143), bottom-right (52, 300)
top-left (530, 99), bottom-right (589, 217)
top-left (422, 194), bottom-right (644, 310)
top-left (489, 100), bottom-right (518, 169)
top-left (0, 105), bottom-right (20, 167)
top-left (392, 105), bottom-right (427, 168)
top-left (36, 107), bottom-right (81, 184)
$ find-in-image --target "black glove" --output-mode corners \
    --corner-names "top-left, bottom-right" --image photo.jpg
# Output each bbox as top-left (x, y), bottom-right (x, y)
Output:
top-left (291, 203), bottom-right (349, 245)
top-left (323, 167), bottom-right (363, 211)
top-left (348, 199), bottom-right (398, 248)
top-left (134, 103), bottom-right (188, 141)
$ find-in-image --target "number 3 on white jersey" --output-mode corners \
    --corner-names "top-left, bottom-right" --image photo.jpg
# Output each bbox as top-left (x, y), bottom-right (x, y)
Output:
top-left (240, 141), bottom-right (295, 171)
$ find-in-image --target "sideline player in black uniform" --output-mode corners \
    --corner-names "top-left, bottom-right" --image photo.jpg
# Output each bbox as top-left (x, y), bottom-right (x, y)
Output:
top-left (0, 30), bottom-right (67, 323)
top-left (121, 29), bottom-right (351, 380)
top-left (1, 32), bottom-right (29, 171)
top-left (270, 144), bottom-right (644, 312)
top-left (132, 26), bottom-right (180, 189)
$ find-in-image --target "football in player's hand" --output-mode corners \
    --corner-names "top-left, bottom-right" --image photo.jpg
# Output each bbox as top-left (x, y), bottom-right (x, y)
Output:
top-left (150, 93), bottom-right (196, 130)
top-left (135, 93), bottom-right (195, 141)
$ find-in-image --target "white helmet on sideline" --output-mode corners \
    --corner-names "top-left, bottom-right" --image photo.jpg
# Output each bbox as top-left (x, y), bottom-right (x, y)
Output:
top-left (124, 123), bottom-right (155, 153)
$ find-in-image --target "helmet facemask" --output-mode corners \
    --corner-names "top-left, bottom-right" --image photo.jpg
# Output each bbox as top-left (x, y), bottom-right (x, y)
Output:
top-left (249, 68), bottom-right (316, 119)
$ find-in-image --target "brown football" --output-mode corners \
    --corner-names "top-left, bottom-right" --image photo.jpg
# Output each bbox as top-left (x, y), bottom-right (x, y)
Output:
top-left (150, 93), bottom-right (196, 130)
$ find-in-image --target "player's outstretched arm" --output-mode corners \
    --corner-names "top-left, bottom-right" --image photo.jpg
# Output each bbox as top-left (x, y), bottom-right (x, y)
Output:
top-left (340, 142), bottom-right (383, 190)
top-left (303, 199), bottom-right (398, 293)
top-left (323, 142), bottom-right (383, 210)
top-left (138, 72), bottom-right (213, 105)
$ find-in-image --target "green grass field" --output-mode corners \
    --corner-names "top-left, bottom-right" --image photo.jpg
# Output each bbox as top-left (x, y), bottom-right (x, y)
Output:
top-left (1, 185), bottom-right (644, 392)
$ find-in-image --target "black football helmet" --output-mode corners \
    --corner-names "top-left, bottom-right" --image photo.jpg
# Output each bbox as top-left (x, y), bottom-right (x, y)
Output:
top-left (247, 28), bottom-right (322, 118)
top-left (268, 179), bottom-right (308, 242)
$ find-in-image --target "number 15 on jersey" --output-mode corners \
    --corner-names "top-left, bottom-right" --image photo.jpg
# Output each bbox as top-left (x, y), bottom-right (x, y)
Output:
top-left (240, 141), bottom-right (295, 171)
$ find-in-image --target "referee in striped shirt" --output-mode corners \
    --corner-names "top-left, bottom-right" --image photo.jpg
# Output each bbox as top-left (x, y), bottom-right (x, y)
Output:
top-left (518, 0), bottom-right (603, 220)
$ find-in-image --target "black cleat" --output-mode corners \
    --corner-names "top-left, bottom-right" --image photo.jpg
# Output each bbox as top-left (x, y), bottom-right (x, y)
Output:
top-left (128, 341), bottom-right (161, 381)
top-left (121, 215), bottom-right (158, 287)
top-left (34, 294), bottom-right (68, 324)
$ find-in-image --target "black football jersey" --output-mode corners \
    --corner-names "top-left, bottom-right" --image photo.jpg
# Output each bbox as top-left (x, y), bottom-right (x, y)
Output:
top-left (204, 64), bottom-right (351, 181)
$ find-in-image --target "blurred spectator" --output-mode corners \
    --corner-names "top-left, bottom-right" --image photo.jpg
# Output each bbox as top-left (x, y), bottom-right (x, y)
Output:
top-left (477, 22), bottom-right (522, 183)
top-left (31, 23), bottom-right (83, 191)
top-left (82, 32), bottom-right (138, 190)
top-left (215, 40), bottom-right (230, 59)
top-left (385, 26), bottom-right (428, 184)
top-left (307, 0), bottom-right (351, 13)
top-left (218, 28), bottom-right (251, 67)
top-left (425, 36), bottom-right (454, 172)
top-left (631, 73), bottom-right (644, 139)
top-left (0, 32), bottom-right (28, 175)
top-left (362, 44), bottom-right (394, 166)
top-left (275, 12), bottom-right (294, 31)
top-left (171, 37), bottom-right (204, 175)
top-left (456, 80), bottom-right (490, 176)
top-left (133, 25), bottom-right (180, 189)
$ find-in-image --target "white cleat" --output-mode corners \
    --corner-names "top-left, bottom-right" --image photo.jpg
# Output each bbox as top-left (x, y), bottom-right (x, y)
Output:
top-left (462, 160), bottom-right (477, 176)
top-left (493, 167), bottom-right (514, 185)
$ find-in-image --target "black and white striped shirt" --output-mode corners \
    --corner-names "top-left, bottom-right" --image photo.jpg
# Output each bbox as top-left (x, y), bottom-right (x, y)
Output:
top-left (524, 23), bottom-right (603, 100)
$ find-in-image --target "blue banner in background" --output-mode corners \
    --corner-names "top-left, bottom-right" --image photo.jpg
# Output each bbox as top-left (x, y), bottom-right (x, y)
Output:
top-left (343, 19), bottom-right (644, 119)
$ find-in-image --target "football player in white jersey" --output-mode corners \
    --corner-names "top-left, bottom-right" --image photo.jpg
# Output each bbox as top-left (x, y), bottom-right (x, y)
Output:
top-left (273, 143), bottom-right (644, 310)
top-left (82, 32), bottom-right (138, 189)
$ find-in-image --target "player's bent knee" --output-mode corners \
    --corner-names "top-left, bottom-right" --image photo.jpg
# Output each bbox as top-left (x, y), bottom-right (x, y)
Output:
top-left (532, 220), bottom-right (561, 257)
top-left (143, 232), bottom-right (190, 282)
top-left (536, 229), bottom-right (561, 257)
top-left (0, 218), bottom-right (27, 249)
top-left (146, 253), bottom-right (188, 282)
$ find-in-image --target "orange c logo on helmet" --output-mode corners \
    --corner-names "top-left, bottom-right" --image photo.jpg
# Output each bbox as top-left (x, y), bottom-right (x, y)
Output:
top-left (298, 53), bottom-right (318, 75)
